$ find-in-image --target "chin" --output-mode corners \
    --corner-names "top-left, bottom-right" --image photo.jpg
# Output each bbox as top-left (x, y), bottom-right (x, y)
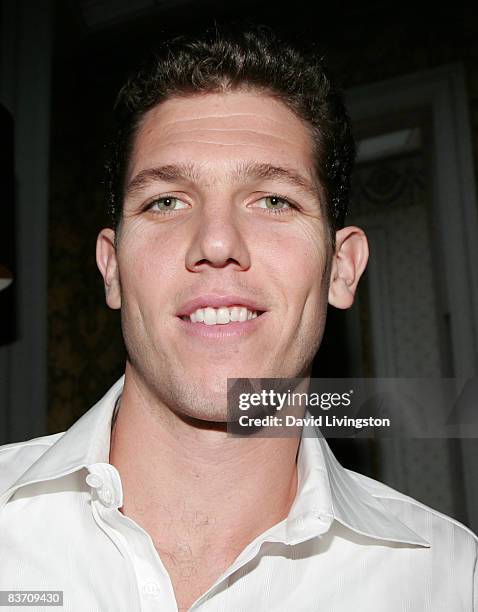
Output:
top-left (151, 369), bottom-right (229, 423)
top-left (175, 394), bottom-right (231, 424)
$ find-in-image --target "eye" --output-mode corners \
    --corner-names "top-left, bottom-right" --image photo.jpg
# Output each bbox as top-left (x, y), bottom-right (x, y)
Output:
top-left (249, 195), bottom-right (297, 214)
top-left (147, 196), bottom-right (188, 212)
top-left (257, 195), bottom-right (292, 210)
top-left (261, 196), bottom-right (290, 210)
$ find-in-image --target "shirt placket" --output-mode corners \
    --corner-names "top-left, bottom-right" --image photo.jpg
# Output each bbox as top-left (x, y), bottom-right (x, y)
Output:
top-left (87, 462), bottom-right (178, 611)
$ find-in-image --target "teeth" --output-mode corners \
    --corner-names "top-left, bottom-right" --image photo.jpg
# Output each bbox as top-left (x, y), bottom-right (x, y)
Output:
top-left (216, 307), bottom-right (230, 324)
top-left (186, 305), bottom-right (259, 325)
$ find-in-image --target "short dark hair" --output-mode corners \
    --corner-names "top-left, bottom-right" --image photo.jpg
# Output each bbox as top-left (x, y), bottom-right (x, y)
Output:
top-left (106, 25), bottom-right (355, 244)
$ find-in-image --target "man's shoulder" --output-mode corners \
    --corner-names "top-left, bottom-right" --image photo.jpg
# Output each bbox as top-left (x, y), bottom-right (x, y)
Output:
top-left (0, 432), bottom-right (64, 494)
top-left (347, 467), bottom-right (478, 549)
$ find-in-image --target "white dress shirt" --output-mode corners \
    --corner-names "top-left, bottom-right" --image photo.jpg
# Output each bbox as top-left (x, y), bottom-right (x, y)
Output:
top-left (0, 376), bottom-right (477, 611)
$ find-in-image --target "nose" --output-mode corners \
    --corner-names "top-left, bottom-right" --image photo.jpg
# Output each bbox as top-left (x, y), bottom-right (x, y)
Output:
top-left (185, 202), bottom-right (251, 272)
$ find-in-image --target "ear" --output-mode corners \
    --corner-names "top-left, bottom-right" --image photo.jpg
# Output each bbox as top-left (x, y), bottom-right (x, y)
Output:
top-left (328, 226), bottom-right (369, 309)
top-left (96, 228), bottom-right (121, 310)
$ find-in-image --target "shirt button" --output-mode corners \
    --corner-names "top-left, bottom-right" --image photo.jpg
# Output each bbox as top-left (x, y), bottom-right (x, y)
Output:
top-left (86, 473), bottom-right (103, 489)
top-left (142, 581), bottom-right (160, 599)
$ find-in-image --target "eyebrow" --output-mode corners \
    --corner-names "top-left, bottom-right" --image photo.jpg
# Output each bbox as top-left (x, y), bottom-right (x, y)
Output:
top-left (233, 161), bottom-right (319, 199)
top-left (125, 161), bottom-right (320, 200)
top-left (125, 163), bottom-right (200, 197)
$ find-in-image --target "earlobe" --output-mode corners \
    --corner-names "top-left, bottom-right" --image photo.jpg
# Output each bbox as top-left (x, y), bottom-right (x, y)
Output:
top-left (328, 226), bottom-right (369, 310)
top-left (96, 228), bottom-right (121, 310)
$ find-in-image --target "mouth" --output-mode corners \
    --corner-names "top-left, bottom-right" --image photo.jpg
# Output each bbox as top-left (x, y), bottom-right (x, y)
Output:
top-left (180, 305), bottom-right (265, 325)
top-left (176, 294), bottom-right (268, 336)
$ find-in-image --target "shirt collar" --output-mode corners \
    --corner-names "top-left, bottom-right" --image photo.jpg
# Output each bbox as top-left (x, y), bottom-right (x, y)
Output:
top-left (0, 376), bottom-right (124, 503)
top-left (289, 425), bottom-right (430, 546)
top-left (2, 376), bottom-right (429, 548)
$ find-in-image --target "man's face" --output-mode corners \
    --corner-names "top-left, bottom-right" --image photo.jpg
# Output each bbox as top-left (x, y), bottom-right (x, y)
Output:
top-left (99, 90), bottom-right (335, 420)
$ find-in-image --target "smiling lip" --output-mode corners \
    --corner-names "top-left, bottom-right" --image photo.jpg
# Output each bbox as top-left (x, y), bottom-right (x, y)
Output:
top-left (176, 294), bottom-right (267, 318)
top-left (176, 293), bottom-right (267, 339)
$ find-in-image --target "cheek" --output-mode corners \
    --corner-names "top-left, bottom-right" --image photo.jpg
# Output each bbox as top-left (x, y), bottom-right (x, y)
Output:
top-left (118, 223), bottom-right (184, 302)
top-left (257, 220), bottom-right (329, 302)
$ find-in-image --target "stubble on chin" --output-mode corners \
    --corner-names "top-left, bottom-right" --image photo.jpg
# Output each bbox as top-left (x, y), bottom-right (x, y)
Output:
top-left (143, 366), bottom-right (232, 425)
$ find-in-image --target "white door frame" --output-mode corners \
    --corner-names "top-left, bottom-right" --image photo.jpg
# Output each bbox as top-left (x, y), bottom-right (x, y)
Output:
top-left (346, 64), bottom-right (478, 531)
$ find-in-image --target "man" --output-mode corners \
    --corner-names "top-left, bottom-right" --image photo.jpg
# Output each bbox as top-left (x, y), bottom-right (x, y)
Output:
top-left (1, 27), bottom-right (477, 612)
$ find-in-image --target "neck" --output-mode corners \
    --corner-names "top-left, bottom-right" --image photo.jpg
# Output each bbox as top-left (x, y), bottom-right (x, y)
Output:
top-left (109, 366), bottom-right (300, 562)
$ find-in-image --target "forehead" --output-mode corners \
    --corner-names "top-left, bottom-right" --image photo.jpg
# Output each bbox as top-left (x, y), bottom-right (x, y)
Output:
top-left (127, 90), bottom-right (316, 182)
